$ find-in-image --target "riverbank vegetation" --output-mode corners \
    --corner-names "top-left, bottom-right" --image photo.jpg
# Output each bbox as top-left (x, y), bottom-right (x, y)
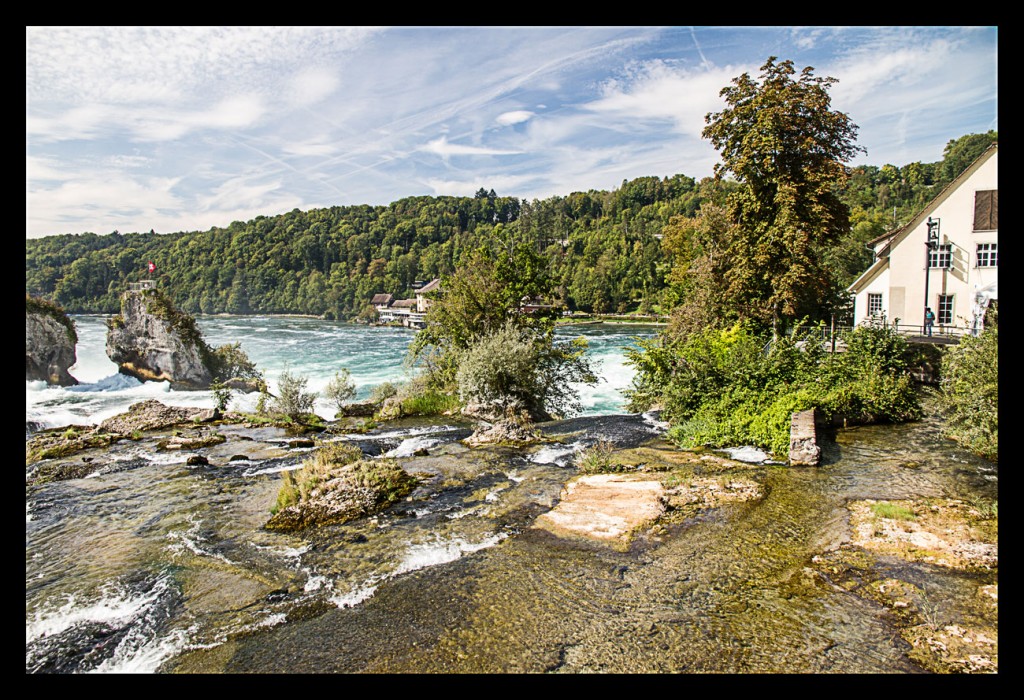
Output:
top-left (940, 308), bottom-right (998, 460)
top-left (625, 58), bottom-right (930, 457)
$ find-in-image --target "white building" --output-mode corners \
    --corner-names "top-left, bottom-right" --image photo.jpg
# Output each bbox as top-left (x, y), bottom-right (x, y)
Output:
top-left (848, 144), bottom-right (997, 336)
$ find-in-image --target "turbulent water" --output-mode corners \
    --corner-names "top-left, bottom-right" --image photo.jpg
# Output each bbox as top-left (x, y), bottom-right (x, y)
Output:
top-left (25, 316), bottom-right (997, 674)
top-left (26, 316), bottom-right (656, 430)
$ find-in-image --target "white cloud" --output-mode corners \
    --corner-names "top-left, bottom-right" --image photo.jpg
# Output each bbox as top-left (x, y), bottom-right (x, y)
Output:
top-left (289, 68), bottom-right (340, 107)
top-left (496, 110), bottom-right (535, 126)
top-left (421, 136), bottom-right (523, 158)
top-left (584, 60), bottom-right (752, 137)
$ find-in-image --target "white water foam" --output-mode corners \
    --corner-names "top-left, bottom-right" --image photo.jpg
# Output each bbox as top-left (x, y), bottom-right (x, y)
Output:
top-left (88, 627), bottom-right (190, 674)
top-left (383, 436), bottom-right (441, 458)
top-left (26, 574), bottom-right (174, 646)
top-left (330, 583), bottom-right (379, 609)
top-left (530, 441), bottom-right (586, 466)
top-left (393, 533), bottom-right (506, 577)
top-left (165, 517), bottom-right (235, 565)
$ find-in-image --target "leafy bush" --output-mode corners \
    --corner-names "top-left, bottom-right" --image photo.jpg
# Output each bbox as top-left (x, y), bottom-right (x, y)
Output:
top-left (267, 369), bottom-right (318, 419)
top-left (210, 381), bottom-right (232, 412)
top-left (940, 309), bottom-right (997, 460)
top-left (211, 342), bottom-right (263, 385)
top-left (368, 381), bottom-right (399, 404)
top-left (324, 369), bottom-right (357, 412)
top-left (455, 320), bottom-right (596, 421)
top-left (634, 321), bottom-right (921, 458)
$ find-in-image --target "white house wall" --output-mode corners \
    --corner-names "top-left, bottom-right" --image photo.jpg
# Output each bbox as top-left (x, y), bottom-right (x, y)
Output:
top-left (852, 149), bottom-right (997, 333)
top-left (853, 267), bottom-right (891, 327)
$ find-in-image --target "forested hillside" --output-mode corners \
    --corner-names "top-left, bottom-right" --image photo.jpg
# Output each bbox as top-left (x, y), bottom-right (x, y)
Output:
top-left (25, 132), bottom-right (996, 319)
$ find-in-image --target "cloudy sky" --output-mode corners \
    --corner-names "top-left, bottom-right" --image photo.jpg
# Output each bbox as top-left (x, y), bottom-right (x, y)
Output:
top-left (26, 26), bottom-right (998, 239)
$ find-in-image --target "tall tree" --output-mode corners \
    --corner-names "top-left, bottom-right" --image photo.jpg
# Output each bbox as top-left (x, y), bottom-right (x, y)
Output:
top-left (702, 56), bottom-right (863, 333)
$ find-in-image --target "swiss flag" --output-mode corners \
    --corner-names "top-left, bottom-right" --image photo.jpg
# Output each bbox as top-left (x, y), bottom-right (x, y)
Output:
top-left (148, 261), bottom-right (156, 273)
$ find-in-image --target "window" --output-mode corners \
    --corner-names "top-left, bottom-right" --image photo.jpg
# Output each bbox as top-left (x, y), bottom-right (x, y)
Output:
top-left (974, 190), bottom-right (998, 231)
top-left (938, 295), bottom-right (954, 325)
top-left (867, 293), bottom-right (883, 316)
top-left (929, 244), bottom-right (951, 268)
top-left (977, 243), bottom-right (998, 267)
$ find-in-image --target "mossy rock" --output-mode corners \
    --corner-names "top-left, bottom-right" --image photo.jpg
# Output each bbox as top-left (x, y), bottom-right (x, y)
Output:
top-left (265, 458), bottom-right (418, 532)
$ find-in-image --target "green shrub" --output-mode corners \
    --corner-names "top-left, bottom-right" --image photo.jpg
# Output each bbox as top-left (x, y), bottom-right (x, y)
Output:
top-left (456, 320), bottom-right (596, 421)
top-left (210, 342), bottom-right (263, 385)
top-left (576, 439), bottom-right (629, 474)
top-left (369, 381), bottom-right (399, 404)
top-left (324, 369), bottom-right (357, 412)
top-left (268, 369), bottom-right (318, 419)
top-left (211, 381), bottom-right (232, 412)
top-left (940, 310), bottom-right (997, 461)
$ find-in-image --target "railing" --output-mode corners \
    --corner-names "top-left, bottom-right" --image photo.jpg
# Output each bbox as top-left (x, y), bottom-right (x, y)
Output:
top-left (127, 280), bottom-right (157, 292)
top-left (860, 316), bottom-right (971, 339)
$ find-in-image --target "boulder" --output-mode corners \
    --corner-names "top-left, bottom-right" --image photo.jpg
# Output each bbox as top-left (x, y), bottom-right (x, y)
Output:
top-left (265, 458), bottom-right (418, 532)
top-left (533, 473), bottom-right (666, 544)
top-left (98, 399), bottom-right (213, 434)
top-left (105, 289), bottom-right (214, 389)
top-left (26, 297), bottom-right (78, 386)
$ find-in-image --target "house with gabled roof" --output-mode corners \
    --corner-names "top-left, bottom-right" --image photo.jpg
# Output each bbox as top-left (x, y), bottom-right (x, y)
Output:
top-left (370, 278), bottom-right (441, 328)
top-left (847, 143), bottom-right (997, 337)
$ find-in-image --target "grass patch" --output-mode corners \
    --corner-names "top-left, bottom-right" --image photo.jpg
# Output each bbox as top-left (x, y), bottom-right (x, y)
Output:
top-left (871, 502), bottom-right (917, 521)
top-left (576, 439), bottom-right (632, 474)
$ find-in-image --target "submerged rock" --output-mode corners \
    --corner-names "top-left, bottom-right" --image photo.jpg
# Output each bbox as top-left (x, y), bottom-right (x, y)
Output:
top-left (25, 295), bottom-right (78, 386)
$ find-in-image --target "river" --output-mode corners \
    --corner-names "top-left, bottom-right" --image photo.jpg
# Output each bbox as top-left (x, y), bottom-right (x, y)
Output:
top-left (25, 318), bottom-right (997, 673)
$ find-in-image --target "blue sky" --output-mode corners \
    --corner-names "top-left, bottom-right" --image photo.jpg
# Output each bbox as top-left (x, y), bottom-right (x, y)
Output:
top-left (26, 26), bottom-right (998, 239)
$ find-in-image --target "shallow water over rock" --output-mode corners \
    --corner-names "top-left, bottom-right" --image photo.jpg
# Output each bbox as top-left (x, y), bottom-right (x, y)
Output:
top-left (27, 394), bottom-right (996, 674)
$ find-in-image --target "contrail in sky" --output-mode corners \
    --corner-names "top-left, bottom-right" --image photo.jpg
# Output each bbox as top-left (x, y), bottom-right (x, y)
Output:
top-left (690, 27), bottom-right (711, 70)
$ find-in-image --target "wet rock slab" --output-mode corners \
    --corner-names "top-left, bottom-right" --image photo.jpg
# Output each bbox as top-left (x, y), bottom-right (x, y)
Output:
top-left (533, 473), bottom-right (665, 544)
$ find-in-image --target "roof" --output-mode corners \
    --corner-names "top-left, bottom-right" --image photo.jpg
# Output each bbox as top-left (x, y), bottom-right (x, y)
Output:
top-left (392, 298), bottom-right (418, 308)
top-left (371, 293), bottom-right (393, 306)
top-left (847, 143), bottom-right (997, 294)
top-left (417, 278), bottom-right (441, 294)
top-left (864, 142), bottom-right (998, 253)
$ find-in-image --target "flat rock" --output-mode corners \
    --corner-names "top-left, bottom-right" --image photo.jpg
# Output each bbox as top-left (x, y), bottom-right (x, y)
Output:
top-left (533, 473), bottom-right (665, 543)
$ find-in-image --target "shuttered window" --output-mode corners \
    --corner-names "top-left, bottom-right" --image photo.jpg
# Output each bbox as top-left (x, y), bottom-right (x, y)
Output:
top-left (974, 190), bottom-right (998, 231)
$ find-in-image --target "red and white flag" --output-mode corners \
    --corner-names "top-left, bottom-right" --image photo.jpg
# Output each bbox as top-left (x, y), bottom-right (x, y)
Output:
top-left (148, 261), bottom-right (156, 273)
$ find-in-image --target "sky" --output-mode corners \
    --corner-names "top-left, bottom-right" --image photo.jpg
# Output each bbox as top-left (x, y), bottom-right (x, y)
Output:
top-left (26, 26), bottom-right (998, 239)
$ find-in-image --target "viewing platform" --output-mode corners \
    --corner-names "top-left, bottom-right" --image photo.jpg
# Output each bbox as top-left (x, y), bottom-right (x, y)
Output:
top-left (127, 280), bottom-right (157, 292)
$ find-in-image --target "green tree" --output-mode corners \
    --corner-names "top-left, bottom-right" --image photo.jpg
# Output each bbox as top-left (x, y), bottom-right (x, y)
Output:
top-left (702, 56), bottom-right (864, 333)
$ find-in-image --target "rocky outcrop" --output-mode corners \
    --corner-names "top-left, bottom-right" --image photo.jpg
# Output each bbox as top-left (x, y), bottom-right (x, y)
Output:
top-left (106, 289), bottom-right (214, 389)
top-left (265, 458), bottom-right (419, 532)
top-left (98, 399), bottom-right (217, 434)
top-left (26, 296), bottom-right (78, 386)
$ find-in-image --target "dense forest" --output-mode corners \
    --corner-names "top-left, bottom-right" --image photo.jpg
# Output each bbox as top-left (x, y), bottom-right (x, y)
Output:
top-left (25, 131), bottom-right (997, 320)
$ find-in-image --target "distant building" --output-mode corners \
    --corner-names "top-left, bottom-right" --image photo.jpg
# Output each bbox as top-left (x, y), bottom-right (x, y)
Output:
top-left (847, 143), bottom-right (997, 336)
top-left (371, 278), bottom-right (440, 329)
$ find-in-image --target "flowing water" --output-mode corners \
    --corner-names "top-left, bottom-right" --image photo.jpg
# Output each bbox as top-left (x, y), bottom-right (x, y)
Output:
top-left (26, 316), bottom-right (654, 430)
top-left (25, 317), bottom-right (997, 673)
